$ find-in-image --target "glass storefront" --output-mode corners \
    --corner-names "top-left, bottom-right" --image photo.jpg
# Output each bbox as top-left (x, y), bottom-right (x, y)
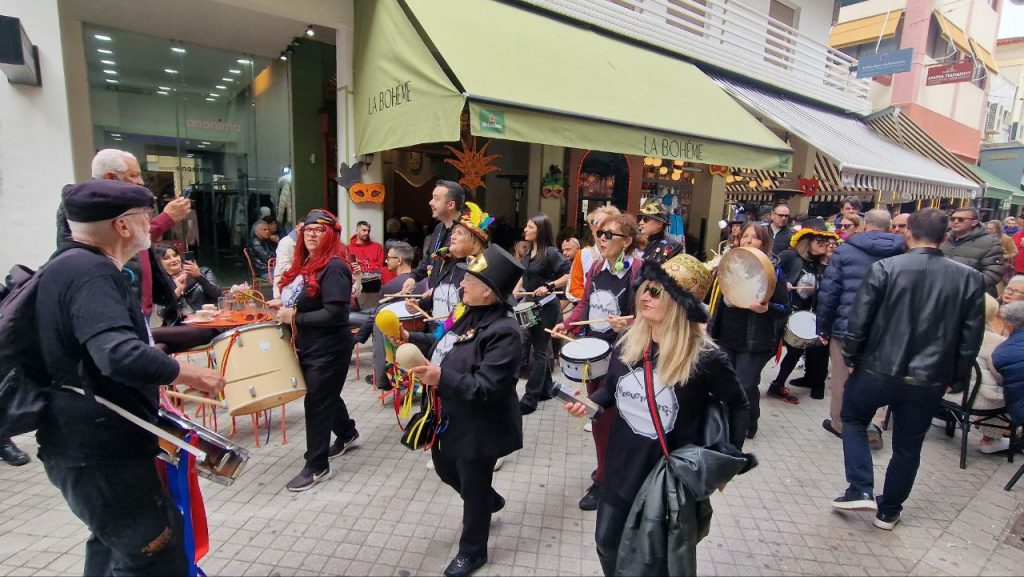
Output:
top-left (84, 25), bottom-right (291, 274)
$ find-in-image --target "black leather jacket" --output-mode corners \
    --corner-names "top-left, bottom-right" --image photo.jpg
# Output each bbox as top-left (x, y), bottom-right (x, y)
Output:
top-left (843, 247), bottom-right (985, 389)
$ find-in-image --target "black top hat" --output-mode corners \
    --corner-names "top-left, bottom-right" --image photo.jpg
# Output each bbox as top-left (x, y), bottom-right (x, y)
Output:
top-left (458, 244), bottom-right (524, 308)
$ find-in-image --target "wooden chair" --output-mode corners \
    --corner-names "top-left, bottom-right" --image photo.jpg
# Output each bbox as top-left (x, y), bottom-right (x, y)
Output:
top-left (935, 362), bottom-right (1017, 470)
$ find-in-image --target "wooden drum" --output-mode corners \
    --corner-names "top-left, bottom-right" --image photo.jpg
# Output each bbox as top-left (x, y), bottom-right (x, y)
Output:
top-left (717, 246), bottom-right (776, 309)
top-left (210, 322), bottom-right (306, 416)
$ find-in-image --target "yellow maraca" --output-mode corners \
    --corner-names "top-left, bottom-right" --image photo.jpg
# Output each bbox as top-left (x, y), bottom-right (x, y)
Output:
top-left (375, 308), bottom-right (400, 339)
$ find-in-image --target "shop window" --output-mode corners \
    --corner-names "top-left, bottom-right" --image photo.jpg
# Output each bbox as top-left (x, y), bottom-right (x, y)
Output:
top-left (926, 16), bottom-right (954, 60)
top-left (765, 0), bottom-right (799, 69)
top-left (666, 0), bottom-right (708, 37)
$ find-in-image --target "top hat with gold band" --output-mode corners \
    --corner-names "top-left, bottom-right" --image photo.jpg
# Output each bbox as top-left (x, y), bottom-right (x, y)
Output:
top-left (457, 243), bottom-right (524, 308)
top-left (637, 253), bottom-right (713, 322)
top-left (639, 201), bottom-right (671, 224)
top-left (457, 202), bottom-right (494, 243)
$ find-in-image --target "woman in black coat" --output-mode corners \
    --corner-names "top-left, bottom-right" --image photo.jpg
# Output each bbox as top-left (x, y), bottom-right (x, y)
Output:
top-left (397, 243), bottom-right (525, 577)
top-left (709, 223), bottom-right (790, 438)
top-left (150, 243), bottom-right (221, 353)
top-left (768, 222), bottom-right (839, 403)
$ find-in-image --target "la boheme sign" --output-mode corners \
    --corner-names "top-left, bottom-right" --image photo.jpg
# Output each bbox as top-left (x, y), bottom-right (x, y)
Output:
top-left (368, 80), bottom-right (412, 115)
top-left (644, 134), bottom-right (704, 162)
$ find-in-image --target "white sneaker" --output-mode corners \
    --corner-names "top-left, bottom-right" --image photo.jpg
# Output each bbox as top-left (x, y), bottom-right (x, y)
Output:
top-left (493, 457), bottom-right (504, 471)
top-left (425, 459), bottom-right (435, 470)
top-left (583, 421), bottom-right (593, 433)
top-left (979, 437), bottom-right (1011, 454)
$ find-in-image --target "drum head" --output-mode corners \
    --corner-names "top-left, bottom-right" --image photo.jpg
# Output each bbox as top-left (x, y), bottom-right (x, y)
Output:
top-left (788, 311), bottom-right (817, 339)
top-left (381, 300), bottom-right (422, 321)
top-left (717, 247), bottom-right (776, 309)
top-left (560, 337), bottom-right (611, 362)
top-left (513, 302), bottom-right (535, 312)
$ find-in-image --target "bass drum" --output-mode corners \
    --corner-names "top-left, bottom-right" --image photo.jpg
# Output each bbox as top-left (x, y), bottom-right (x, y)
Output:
top-left (210, 322), bottom-right (307, 416)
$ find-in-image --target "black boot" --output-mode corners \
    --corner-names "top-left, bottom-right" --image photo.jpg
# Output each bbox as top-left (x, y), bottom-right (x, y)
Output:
top-left (0, 439), bottom-right (30, 467)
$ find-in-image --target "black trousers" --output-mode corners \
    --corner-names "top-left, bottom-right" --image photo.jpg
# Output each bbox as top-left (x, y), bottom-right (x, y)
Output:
top-left (594, 494), bottom-right (631, 577)
top-left (775, 343), bottom-right (829, 390)
top-left (722, 347), bottom-right (774, 438)
top-left (520, 300), bottom-right (562, 409)
top-left (151, 326), bottom-right (220, 354)
top-left (43, 459), bottom-right (188, 577)
top-left (431, 447), bottom-right (501, 559)
top-left (300, 342), bottom-right (356, 472)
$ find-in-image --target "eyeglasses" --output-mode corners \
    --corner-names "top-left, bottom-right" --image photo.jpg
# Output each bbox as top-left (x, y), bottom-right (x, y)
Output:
top-left (385, 255), bottom-right (401, 261)
top-left (1004, 287), bottom-right (1024, 296)
top-left (773, 213), bottom-right (790, 219)
top-left (892, 224), bottom-right (908, 230)
top-left (595, 230), bottom-right (627, 240)
top-left (836, 223), bottom-right (854, 230)
top-left (950, 216), bottom-right (975, 223)
top-left (638, 216), bottom-right (651, 224)
top-left (118, 209), bottom-right (152, 220)
top-left (642, 285), bottom-right (663, 299)
top-left (303, 225), bottom-right (327, 236)
top-left (812, 238), bottom-right (830, 245)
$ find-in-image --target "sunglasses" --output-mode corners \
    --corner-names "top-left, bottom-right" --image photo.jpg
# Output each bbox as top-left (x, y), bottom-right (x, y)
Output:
top-left (595, 230), bottom-right (627, 240)
top-left (642, 285), bottom-right (663, 299)
top-left (836, 223), bottom-right (854, 230)
top-left (950, 216), bottom-right (974, 223)
top-left (773, 213), bottom-right (791, 219)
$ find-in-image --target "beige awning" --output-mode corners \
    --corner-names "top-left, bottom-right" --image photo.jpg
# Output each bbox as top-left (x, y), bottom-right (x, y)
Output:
top-left (829, 10), bottom-right (904, 49)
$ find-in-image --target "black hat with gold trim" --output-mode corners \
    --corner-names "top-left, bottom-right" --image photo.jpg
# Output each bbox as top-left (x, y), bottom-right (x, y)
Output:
top-left (789, 217), bottom-right (838, 248)
top-left (639, 200), bottom-right (670, 224)
top-left (457, 243), bottom-right (524, 308)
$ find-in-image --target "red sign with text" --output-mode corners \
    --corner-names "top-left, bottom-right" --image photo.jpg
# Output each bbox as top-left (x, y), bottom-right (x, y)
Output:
top-left (925, 61), bottom-right (974, 86)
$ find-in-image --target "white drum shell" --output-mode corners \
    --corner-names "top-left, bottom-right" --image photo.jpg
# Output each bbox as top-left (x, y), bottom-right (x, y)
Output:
top-left (559, 338), bottom-right (612, 382)
top-left (783, 311), bottom-right (819, 349)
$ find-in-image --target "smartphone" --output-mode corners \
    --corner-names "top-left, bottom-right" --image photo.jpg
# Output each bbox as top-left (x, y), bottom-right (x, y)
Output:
top-left (549, 381), bottom-right (603, 419)
top-left (182, 251), bottom-right (196, 264)
top-left (181, 186), bottom-right (192, 199)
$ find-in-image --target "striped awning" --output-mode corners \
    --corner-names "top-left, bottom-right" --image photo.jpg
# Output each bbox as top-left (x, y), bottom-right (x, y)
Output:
top-left (864, 106), bottom-right (982, 184)
top-left (713, 76), bottom-right (980, 200)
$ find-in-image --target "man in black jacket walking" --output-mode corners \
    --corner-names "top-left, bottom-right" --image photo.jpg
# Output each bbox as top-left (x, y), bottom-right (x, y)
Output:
top-left (941, 207), bottom-right (1003, 296)
top-left (832, 209), bottom-right (984, 531)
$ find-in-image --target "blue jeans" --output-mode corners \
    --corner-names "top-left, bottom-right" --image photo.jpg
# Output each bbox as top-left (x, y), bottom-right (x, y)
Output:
top-left (841, 370), bottom-right (945, 515)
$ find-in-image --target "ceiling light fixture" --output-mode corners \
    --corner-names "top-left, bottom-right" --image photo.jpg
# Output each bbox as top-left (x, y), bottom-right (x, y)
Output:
top-left (305, 25), bottom-right (315, 37)
top-left (158, 85), bottom-right (170, 90)
top-left (165, 68), bottom-right (179, 74)
top-left (201, 141), bottom-right (211, 145)
top-left (209, 93), bottom-right (219, 97)
top-left (229, 69), bottom-right (241, 74)
top-left (171, 47), bottom-right (186, 54)
top-left (97, 48), bottom-right (113, 54)
top-left (94, 34), bottom-right (112, 41)
top-left (100, 59), bottom-right (115, 65)
top-left (110, 133), bottom-right (121, 137)
top-left (204, 98), bottom-right (215, 102)
top-left (221, 77), bottom-right (233, 82)
top-left (105, 79), bottom-right (118, 84)
top-left (236, 58), bottom-right (251, 65)
top-left (157, 90), bottom-right (169, 95)
top-left (215, 84), bottom-right (226, 89)
top-left (103, 69), bottom-right (117, 75)
top-left (279, 51), bottom-right (288, 62)
top-left (197, 144), bottom-right (207, 148)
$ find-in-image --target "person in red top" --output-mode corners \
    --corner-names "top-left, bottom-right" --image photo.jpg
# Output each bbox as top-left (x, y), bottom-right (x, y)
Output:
top-left (1012, 226), bottom-right (1024, 276)
top-left (349, 221), bottom-right (384, 276)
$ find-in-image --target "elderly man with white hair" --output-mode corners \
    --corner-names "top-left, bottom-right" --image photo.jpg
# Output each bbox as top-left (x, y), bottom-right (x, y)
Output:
top-left (56, 149), bottom-right (191, 317)
top-left (1002, 275), bottom-right (1024, 304)
top-left (37, 179), bottom-right (225, 576)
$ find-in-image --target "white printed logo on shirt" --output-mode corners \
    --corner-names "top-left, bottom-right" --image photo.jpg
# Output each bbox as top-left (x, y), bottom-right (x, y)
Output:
top-left (587, 289), bottom-right (623, 333)
top-left (432, 283), bottom-right (459, 319)
top-left (431, 331), bottom-right (458, 366)
top-left (615, 367), bottom-right (678, 440)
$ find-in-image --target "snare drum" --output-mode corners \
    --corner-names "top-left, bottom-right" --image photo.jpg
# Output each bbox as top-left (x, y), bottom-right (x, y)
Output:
top-left (513, 302), bottom-right (540, 328)
top-left (360, 272), bottom-right (382, 293)
top-left (559, 337), bottom-right (612, 382)
top-left (783, 311), bottom-right (819, 349)
top-left (380, 301), bottom-right (426, 333)
top-left (210, 322), bottom-right (307, 416)
top-left (158, 409), bottom-right (250, 485)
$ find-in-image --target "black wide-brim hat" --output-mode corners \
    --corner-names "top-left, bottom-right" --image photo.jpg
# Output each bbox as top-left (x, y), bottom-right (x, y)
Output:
top-left (457, 243), bottom-right (524, 308)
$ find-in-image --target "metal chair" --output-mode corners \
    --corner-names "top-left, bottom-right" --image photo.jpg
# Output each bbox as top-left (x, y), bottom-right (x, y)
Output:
top-left (242, 248), bottom-right (269, 293)
top-left (935, 362), bottom-right (1017, 470)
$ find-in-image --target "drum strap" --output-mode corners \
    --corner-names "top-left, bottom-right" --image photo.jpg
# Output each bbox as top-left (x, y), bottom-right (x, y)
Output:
top-left (643, 346), bottom-right (672, 460)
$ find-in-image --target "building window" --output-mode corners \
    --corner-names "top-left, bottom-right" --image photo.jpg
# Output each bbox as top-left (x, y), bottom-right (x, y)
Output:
top-left (925, 16), bottom-right (954, 61)
top-left (972, 61), bottom-right (988, 90)
top-left (765, 0), bottom-right (799, 68)
top-left (666, 0), bottom-right (708, 37)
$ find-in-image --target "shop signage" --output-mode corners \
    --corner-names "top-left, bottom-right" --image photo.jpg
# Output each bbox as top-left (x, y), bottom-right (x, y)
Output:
top-left (643, 135), bottom-right (705, 162)
top-left (925, 61), bottom-right (973, 86)
top-left (185, 118), bottom-right (241, 133)
top-left (478, 108), bottom-right (505, 134)
top-left (856, 48), bottom-right (913, 79)
top-left (988, 153), bottom-right (1019, 161)
top-left (368, 80), bottom-right (413, 115)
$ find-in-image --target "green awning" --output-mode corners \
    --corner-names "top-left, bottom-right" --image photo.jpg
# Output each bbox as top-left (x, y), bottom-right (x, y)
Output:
top-left (964, 164), bottom-right (1022, 202)
top-left (354, 0), bottom-right (792, 170)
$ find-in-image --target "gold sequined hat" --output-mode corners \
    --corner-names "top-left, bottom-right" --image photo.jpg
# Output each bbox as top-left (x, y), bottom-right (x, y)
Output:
top-left (637, 253), bottom-right (712, 322)
top-left (639, 200), bottom-right (671, 224)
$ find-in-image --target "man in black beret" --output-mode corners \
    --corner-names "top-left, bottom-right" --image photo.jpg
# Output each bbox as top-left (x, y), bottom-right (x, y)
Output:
top-left (36, 179), bottom-right (225, 576)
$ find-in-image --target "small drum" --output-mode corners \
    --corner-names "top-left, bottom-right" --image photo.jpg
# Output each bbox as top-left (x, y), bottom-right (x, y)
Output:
top-left (717, 246), bottom-right (776, 309)
top-left (559, 337), bottom-right (612, 382)
top-left (360, 272), bottom-right (382, 293)
top-left (513, 301), bottom-right (540, 328)
top-left (210, 322), bottom-right (307, 416)
top-left (158, 409), bottom-right (250, 486)
top-left (380, 301), bottom-right (426, 333)
top-left (784, 311), bottom-right (819, 349)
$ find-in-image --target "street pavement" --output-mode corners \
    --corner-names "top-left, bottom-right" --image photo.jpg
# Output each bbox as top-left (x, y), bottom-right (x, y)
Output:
top-left (2, 348), bottom-right (1024, 576)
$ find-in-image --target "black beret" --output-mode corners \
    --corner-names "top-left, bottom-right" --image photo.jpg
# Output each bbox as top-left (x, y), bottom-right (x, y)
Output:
top-left (64, 180), bottom-right (154, 223)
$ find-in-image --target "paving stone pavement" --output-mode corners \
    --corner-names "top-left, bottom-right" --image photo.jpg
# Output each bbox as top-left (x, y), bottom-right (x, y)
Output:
top-left (2, 350), bottom-right (1024, 576)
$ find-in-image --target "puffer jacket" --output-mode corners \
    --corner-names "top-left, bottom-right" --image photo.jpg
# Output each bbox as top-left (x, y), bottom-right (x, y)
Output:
top-left (992, 328), bottom-right (1024, 424)
top-left (940, 225), bottom-right (1003, 294)
top-left (816, 231), bottom-right (904, 339)
top-left (843, 247), bottom-right (985, 390)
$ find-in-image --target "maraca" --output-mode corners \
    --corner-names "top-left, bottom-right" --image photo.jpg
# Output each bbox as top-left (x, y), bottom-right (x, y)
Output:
top-left (375, 308), bottom-right (400, 339)
top-left (395, 343), bottom-right (428, 370)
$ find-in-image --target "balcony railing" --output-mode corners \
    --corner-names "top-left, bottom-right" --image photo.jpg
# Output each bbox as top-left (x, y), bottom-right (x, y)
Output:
top-left (520, 0), bottom-right (871, 114)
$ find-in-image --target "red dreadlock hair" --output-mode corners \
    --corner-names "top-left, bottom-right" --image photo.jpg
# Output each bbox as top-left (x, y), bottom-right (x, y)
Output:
top-left (278, 210), bottom-right (350, 298)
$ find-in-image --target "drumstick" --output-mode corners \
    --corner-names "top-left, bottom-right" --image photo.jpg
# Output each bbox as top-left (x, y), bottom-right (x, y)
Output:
top-left (408, 302), bottom-right (432, 319)
top-left (570, 315), bottom-right (634, 326)
top-left (164, 390), bottom-right (227, 407)
top-left (789, 286), bottom-right (816, 290)
top-left (63, 386), bottom-right (207, 463)
top-left (380, 293), bottom-right (426, 299)
top-left (514, 291), bottom-right (565, 297)
top-left (545, 328), bottom-right (577, 342)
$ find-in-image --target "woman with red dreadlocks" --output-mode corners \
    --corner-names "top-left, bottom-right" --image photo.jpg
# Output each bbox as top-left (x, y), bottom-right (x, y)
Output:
top-left (269, 209), bottom-right (360, 492)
